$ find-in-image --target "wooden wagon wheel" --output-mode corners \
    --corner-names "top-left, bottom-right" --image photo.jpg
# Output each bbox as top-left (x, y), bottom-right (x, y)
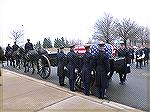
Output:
top-left (38, 55), bottom-right (51, 79)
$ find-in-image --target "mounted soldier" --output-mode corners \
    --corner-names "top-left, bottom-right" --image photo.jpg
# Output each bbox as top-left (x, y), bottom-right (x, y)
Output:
top-left (12, 42), bottom-right (19, 52)
top-left (25, 39), bottom-right (34, 53)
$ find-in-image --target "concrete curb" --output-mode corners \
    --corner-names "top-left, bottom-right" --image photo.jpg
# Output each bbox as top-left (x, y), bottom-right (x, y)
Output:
top-left (2, 69), bottom-right (143, 112)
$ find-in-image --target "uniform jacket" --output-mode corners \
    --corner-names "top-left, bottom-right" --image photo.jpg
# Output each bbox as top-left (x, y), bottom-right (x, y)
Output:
top-left (57, 51), bottom-right (67, 77)
top-left (67, 51), bottom-right (79, 79)
top-left (81, 51), bottom-right (93, 83)
top-left (94, 50), bottom-right (110, 88)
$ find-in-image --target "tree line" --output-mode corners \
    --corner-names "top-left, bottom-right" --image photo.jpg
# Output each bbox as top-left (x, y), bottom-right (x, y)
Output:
top-left (34, 37), bottom-right (83, 49)
top-left (9, 13), bottom-right (150, 48)
top-left (93, 13), bottom-right (150, 47)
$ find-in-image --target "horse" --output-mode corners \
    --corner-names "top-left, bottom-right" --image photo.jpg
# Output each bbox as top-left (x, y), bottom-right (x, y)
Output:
top-left (0, 46), bottom-right (5, 67)
top-left (24, 48), bottom-right (49, 74)
top-left (11, 47), bottom-right (25, 69)
top-left (5, 49), bottom-right (13, 66)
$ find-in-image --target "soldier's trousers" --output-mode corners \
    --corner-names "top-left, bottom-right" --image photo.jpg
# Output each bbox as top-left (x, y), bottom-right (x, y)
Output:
top-left (119, 73), bottom-right (126, 83)
top-left (83, 81), bottom-right (90, 95)
top-left (69, 79), bottom-right (75, 91)
top-left (98, 87), bottom-right (105, 99)
top-left (59, 76), bottom-right (65, 86)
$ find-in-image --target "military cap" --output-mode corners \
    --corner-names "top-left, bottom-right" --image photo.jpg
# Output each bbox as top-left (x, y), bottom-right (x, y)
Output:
top-left (84, 45), bottom-right (90, 49)
top-left (120, 41), bottom-right (124, 44)
top-left (69, 44), bottom-right (75, 48)
top-left (99, 41), bottom-right (105, 45)
top-left (27, 39), bottom-right (30, 41)
top-left (60, 46), bottom-right (64, 49)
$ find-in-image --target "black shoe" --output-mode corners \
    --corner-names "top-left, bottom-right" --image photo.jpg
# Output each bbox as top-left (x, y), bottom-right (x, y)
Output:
top-left (60, 84), bottom-right (66, 86)
top-left (119, 82), bottom-right (124, 85)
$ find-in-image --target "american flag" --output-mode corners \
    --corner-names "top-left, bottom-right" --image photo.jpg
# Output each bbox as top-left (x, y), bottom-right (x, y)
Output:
top-left (74, 44), bottom-right (116, 58)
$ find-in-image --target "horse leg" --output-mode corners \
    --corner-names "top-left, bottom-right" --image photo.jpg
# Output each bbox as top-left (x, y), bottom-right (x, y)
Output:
top-left (32, 62), bottom-right (35, 74)
top-left (7, 58), bottom-right (9, 66)
top-left (27, 62), bottom-right (30, 72)
top-left (37, 61), bottom-right (40, 74)
top-left (10, 58), bottom-right (12, 66)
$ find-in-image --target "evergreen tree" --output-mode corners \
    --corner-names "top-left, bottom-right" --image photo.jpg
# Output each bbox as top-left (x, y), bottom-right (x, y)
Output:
top-left (43, 37), bottom-right (53, 48)
top-left (34, 41), bottom-right (42, 49)
top-left (54, 38), bottom-right (61, 48)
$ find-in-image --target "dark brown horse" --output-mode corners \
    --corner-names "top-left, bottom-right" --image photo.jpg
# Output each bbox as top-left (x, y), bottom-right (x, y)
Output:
top-left (0, 46), bottom-right (5, 67)
top-left (24, 48), bottom-right (48, 74)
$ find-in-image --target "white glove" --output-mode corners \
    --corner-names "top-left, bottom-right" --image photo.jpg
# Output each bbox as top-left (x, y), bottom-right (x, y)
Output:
top-left (91, 71), bottom-right (94, 75)
top-left (75, 69), bottom-right (78, 73)
top-left (127, 64), bottom-right (130, 67)
top-left (107, 72), bottom-right (110, 76)
top-left (64, 67), bottom-right (67, 70)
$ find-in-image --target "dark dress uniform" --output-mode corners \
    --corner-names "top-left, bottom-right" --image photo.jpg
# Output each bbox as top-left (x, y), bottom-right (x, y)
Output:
top-left (94, 49), bottom-right (110, 99)
top-left (81, 50), bottom-right (93, 95)
top-left (135, 49), bottom-right (143, 68)
top-left (143, 47), bottom-right (149, 66)
top-left (25, 42), bottom-right (34, 53)
top-left (6, 45), bottom-right (12, 54)
top-left (117, 47), bottom-right (130, 84)
top-left (57, 50), bottom-right (67, 86)
top-left (67, 49), bottom-right (79, 91)
top-left (12, 43), bottom-right (19, 52)
top-left (129, 48), bottom-right (134, 64)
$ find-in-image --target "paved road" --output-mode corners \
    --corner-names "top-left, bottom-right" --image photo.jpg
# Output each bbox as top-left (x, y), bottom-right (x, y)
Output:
top-left (1, 62), bottom-right (150, 111)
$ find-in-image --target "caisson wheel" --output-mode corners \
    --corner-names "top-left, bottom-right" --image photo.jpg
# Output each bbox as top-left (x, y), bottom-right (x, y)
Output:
top-left (38, 55), bottom-right (51, 79)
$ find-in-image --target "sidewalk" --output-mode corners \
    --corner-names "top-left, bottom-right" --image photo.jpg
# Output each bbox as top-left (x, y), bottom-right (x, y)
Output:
top-left (0, 69), bottom-right (143, 112)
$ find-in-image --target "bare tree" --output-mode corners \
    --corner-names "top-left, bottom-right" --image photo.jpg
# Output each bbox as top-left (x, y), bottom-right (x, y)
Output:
top-left (10, 26), bottom-right (24, 44)
top-left (69, 39), bottom-right (83, 45)
top-left (115, 18), bottom-right (138, 47)
top-left (93, 13), bottom-right (117, 43)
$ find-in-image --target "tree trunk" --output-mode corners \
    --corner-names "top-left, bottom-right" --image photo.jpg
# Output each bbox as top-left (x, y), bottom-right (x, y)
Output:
top-left (134, 40), bottom-right (136, 46)
top-left (129, 39), bottom-right (132, 46)
top-left (141, 40), bottom-right (144, 45)
top-left (124, 39), bottom-right (127, 48)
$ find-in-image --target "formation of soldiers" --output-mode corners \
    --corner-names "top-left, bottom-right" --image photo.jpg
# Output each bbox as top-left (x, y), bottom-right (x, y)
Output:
top-left (5, 39), bottom-right (34, 56)
top-left (57, 41), bottom-right (134, 99)
top-left (4, 39), bottom-right (149, 99)
top-left (127, 45), bottom-right (149, 68)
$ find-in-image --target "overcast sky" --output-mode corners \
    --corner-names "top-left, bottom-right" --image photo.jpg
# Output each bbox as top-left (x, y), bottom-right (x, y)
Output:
top-left (0, 0), bottom-right (149, 47)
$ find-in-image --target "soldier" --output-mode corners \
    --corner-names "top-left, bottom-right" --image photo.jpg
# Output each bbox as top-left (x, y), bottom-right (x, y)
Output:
top-left (12, 42), bottom-right (19, 52)
top-left (135, 46), bottom-right (144, 68)
top-left (143, 45), bottom-right (149, 66)
top-left (81, 45), bottom-right (93, 96)
top-left (117, 41), bottom-right (130, 85)
top-left (5, 44), bottom-right (12, 54)
top-left (94, 41), bottom-right (110, 99)
top-left (57, 46), bottom-right (67, 86)
top-left (25, 39), bottom-right (34, 53)
top-left (129, 46), bottom-right (134, 64)
top-left (67, 44), bottom-right (79, 91)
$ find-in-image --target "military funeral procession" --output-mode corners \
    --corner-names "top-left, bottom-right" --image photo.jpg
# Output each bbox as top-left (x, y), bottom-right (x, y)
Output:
top-left (0, 0), bottom-right (150, 111)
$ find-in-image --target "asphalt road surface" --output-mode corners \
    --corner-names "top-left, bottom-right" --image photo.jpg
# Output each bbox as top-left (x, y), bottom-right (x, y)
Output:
top-left (1, 62), bottom-right (150, 111)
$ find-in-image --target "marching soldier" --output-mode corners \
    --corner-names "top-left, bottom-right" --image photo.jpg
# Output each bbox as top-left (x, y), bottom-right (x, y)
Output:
top-left (94, 41), bottom-right (110, 99)
top-left (57, 46), bottom-right (67, 86)
top-left (12, 42), bottom-right (19, 52)
top-left (135, 46), bottom-right (144, 68)
top-left (81, 45), bottom-right (93, 96)
top-left (117, 41), bottom-right (130, 85)
top-left (25, 39), bottom-right (34, 53)
top-left (143, 45), bottom-right (149, 66)
top-left (67, 44), bottom-right (79, 91)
